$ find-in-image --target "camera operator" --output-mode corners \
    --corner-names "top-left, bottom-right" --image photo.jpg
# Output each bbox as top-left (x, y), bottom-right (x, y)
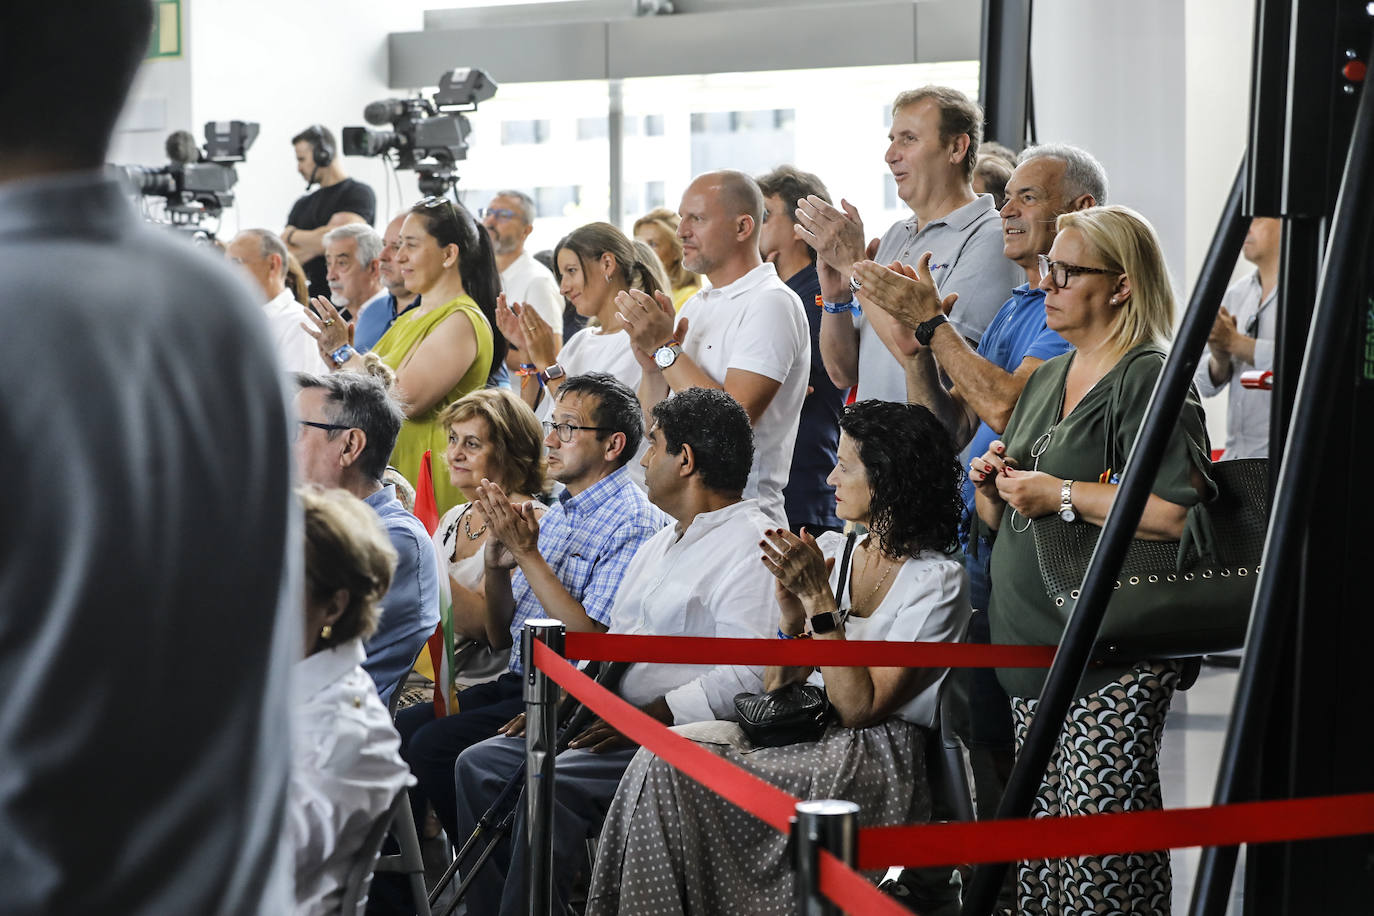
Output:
top-left (0, 1), bottom-right (296, 911)
top-left (283, 125), bottom-right (376, 300)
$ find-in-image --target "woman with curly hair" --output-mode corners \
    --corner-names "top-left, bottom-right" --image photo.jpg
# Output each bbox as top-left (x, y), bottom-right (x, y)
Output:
top-left (586, 399), bottom-right (971, 915)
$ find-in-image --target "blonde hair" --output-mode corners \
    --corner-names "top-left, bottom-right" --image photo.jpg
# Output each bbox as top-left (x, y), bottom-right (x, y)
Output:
top-left (437, 388), bottom-right (547, 496)
top-left (301, 485), bottom-right (397, 644)
top-left (285, 252), bottom-right (310, 306)
top-left (1056, 205), bottom-right (1175, 353)
top-left (633, 208), bottom-right (699, 291)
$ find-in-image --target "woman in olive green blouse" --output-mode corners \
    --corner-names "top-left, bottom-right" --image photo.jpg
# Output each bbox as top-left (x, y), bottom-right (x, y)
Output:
top-left (971, 205), bottom-right (1213, 916)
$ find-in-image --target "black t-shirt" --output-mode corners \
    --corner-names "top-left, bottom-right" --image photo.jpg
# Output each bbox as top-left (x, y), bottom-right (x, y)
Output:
top-left (287, 177), bottom-right (377, 300)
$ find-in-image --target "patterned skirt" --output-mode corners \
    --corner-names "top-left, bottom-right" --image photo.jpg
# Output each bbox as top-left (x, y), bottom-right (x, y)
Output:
top-left (1011, 661), bottom-right (1182, 916)
top-left (585, 717), bottom-right (929, 915)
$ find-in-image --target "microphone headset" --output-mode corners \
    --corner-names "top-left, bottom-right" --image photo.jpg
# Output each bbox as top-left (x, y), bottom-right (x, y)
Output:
top-left (301, 124), bottom-right (334, 188)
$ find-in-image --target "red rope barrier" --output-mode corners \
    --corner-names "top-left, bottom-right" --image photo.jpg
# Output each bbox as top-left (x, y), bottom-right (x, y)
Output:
top-left (856, 792), bottom-right (1374, 870)
top-left (531, 641), bottom-right (910, 916)
top-left (563, 632), bottom-right (1057, 668)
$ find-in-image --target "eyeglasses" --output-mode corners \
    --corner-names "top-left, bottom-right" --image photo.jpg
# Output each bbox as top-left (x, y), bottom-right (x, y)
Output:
top-left (1037, 254), bottom-right (1119, 291)
top-left (542, 420), bottom-right (612, 442)
top-left (298, 420), bottom-right (353, 437)
top-left (480, 207), bottom-right (518, 222)
top-left (1009, 427), bottom-right (1057, 533)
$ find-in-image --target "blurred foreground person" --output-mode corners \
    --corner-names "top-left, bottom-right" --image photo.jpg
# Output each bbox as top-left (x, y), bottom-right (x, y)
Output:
top-left (0, 1), bottom-right (298, 911)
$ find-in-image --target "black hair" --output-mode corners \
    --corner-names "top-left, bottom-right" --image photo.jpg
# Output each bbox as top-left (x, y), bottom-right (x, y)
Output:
top-left (291, 125), bottom-right (337, 155)
top-left (295, 372), bottom-right (404, 482)
top-left (408, 197), bottom-right (509, 368)
top-left (1, 1), bottom-right (153, 164)
top-left (555, 372), bottom-right (644, 469)
top-left (840, 400), bottom-right (964, 558)
top-left (650, 388), bottom-right (754, 495)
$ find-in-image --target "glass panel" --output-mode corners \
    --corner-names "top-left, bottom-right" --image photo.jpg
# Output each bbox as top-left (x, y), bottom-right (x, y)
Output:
top-left (458, 80), bottom-right (611, 254)
top-left (619, 61), bottom-right (979, 234)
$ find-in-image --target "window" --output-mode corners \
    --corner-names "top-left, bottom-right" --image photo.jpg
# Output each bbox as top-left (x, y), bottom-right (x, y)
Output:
top-left (577, 117), bottom-right (608, 140)
top-left (644, 181), bottom-right (665, 211)
top-left (535, 185), bottom-right (581, 218)
top-left (644, 114), bottom-right (665, 137)
top-left (690, 108), bottom-right (797, 176)
top-left (501, 119), bottom-right (551, 144)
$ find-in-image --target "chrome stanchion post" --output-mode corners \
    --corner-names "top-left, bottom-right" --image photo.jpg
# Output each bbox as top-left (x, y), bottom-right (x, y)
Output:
top-left (523, 619), bottom-right (565, 916)
top-left (792, 799), bottom-right (859, 916)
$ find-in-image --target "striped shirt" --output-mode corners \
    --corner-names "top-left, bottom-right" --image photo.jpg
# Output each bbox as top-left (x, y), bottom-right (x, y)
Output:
top-left (507, 466), bottom-right (668, 673)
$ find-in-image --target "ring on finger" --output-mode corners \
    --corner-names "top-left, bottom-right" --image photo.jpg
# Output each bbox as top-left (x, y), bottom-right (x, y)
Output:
top-left (323, 318), bottom-right (335, 326)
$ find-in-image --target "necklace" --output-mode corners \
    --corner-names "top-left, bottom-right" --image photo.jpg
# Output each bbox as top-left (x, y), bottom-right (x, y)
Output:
top-left (849, 542), bottom-right (897, 617)
top-left (461, 506), bottom-right (488, 541)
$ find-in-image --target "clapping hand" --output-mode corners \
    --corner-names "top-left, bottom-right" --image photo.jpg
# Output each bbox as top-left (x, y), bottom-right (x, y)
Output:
top-left (474, 478), bottom-right (540, 567)
top-left (852, 252), bottom-right (959, 331)
top-left (616, 288), bottom-right (688, 367)
top-left (302, 295), bottom-right (353, 363)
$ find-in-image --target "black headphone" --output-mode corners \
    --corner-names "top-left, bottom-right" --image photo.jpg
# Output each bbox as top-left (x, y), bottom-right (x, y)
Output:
top-left (303, 124), bottom-right (334, 169)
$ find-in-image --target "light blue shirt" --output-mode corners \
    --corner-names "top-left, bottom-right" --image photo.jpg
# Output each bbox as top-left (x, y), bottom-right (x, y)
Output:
top-left (507, 466), bottom-right (669, 673)
top-left (362, 484), bottom-right (440, 705)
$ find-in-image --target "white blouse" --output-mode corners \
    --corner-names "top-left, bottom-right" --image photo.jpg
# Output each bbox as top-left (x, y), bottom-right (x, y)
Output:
top-left (805, 532), bottom-right (971, 727)
top-left (288, 639), bottom-right (412, 915)
top-left (432, 503), bottom-right (512, 683)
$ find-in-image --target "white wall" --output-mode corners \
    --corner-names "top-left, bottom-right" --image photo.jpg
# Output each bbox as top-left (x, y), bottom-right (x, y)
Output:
top-left (1031, 0), bottom-right (1255, 448)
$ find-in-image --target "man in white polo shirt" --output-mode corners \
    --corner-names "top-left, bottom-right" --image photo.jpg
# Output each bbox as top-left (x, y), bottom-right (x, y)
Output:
top-left (617, 169), bottom-right (810, 525)
top-left (796, 85), bottom-right (1021, 403)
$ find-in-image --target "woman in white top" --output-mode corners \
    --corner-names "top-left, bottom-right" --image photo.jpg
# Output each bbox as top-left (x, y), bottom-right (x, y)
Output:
top-left (586, 400), bottom-right (971, 915)
top-left (291, 486), bottom-right (413, 916)
top-left (496, 222), bottom-right (669, 486)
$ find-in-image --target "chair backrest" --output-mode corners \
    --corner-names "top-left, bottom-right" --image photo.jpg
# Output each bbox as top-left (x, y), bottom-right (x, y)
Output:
top-left (338, 788), bottom-right (408, 916)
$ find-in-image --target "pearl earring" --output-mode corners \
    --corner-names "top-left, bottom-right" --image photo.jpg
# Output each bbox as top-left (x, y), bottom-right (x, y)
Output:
top-left (320, 624), bottom-right (332, 640)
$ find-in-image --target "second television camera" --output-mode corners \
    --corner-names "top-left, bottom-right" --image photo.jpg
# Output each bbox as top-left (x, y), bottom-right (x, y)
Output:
top-left (343, 68), bottom-right (497, 196)
top-left (121, 121), bottom-right (259, 239)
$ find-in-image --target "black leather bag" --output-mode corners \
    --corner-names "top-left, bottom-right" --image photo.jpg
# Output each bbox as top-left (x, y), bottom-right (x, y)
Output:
top-left (1031, 457), bottom-right (1270, 662)
top-left (734, 683), bottom-right (833, 747)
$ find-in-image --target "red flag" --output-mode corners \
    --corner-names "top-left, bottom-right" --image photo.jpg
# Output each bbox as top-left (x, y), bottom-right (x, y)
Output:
top-left (413, 448), bottom-right (439, 535)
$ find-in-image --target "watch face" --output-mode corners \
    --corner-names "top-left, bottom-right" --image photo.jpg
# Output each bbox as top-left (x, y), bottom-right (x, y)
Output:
top-left (1059, 507), bottom-right (1078, 522)
top-left (654, 345), bottom-right (678, 369)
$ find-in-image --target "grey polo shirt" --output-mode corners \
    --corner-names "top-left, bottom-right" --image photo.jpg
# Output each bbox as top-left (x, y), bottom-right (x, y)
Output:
top-left (853, 193), bottom-right (1022, 403)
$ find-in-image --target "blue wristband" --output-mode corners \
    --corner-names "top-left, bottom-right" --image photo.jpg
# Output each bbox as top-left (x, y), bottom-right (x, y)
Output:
top-left (821, 298), bottom-right (860, 315)
top-left (777, 627), bottom-right (812, 640)
top-left (329, 343), bottom-right (357, 367)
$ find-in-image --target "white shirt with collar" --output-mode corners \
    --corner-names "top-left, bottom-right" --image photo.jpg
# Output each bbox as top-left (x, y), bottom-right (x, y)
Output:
top-left (1193, 270), bottom-right (1276, 459)
top-left (677, 262), bottom-right (810, 524)
top-left (615, 498), bottom-right (779, 724)
top-left (288, 639), bottom-right (413, 916)
top-left (262, 287), bottom-right (326, 376)
top-left (500, 249), bottom-right (564, 336)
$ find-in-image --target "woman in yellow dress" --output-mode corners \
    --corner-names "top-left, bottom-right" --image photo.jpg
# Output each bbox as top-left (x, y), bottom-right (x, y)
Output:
top-left (634, 207), bottom-right (701, 310)
top-left (306, 196), bottom-right (504, 515)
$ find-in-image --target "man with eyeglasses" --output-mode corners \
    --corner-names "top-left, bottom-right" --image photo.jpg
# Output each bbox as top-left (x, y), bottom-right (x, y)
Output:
top-left (401, 372), bottom-right (666, 844)
top-left (353, 212), bottom-right (420, 352)
top-left (293, 372), bottom-right (439, 708)
top-left (850, 143), bottom-right (1104, 912)
top-left (1194, 216), bottom-right (1279, 459)
top-left (483, 190), bottom-right (563, 351)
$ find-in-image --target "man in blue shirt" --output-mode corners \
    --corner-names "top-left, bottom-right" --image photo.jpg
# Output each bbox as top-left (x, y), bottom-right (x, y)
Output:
top-left (758, 165), bottom-right (845, 535)
top-left (294, 372), bottom-right (440, 707)
top-left (852, 146), bottom-right (1106, 895)
top-left (353, 212), bottom-right (420, 352)
top-left (401, 372), bottom-right (667, 841)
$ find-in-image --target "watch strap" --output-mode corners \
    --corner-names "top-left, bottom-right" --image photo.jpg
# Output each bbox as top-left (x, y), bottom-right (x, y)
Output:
top-left (329, 343), bottom-right (357, 367)
top-left (914, 313), bottom-right (948, 346)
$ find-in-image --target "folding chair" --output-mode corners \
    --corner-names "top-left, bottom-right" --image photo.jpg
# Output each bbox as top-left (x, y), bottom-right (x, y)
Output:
top-left (339, 788), bottom-right (410, 916)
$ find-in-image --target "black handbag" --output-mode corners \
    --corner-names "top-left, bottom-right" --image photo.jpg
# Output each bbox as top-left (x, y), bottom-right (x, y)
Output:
top-left (731, 533), bottom-right (858, 746)
top-left (1031, 457), bottom-right (1270, 662)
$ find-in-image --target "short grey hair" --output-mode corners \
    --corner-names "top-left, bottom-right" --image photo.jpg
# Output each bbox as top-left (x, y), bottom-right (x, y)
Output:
top-left (493, 189), bottom-right (536, 225)
top-left (323, 222), bottom-right (384, 267)
top-left (243, 228), bottom-right (287, 267)
top-left (294, 371), bottom-right (403, 483)
top-left (1017, 143), bottom-right (1109, 206)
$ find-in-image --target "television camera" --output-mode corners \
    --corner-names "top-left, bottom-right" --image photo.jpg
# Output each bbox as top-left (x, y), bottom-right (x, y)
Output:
top-left (343, 68), bottom-right (497, 197)
top-left (119, 121), bottom-right (259, 242)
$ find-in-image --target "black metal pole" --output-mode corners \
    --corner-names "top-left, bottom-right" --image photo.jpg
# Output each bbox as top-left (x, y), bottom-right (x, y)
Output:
top-left (1188, 47), bottom-right (1374, 916)
top-left (523, 619), bottom-right (565, 916)
top-left (792, 800), bottom-right (859, 916)
top-left (960, 162), bottom-right (1249, 915)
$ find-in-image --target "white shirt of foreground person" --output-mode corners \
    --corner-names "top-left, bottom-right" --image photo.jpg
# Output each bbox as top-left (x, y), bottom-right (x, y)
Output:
top-left (805, 531), bottom-right (971, 726)
top-left (263, 286), bottom-right (325, 375)
top-left (1193, 271), bottom-right (1276, 459)
top-left (616, 498), bottom-right (780, 721)
top-left (289, 639), bottom-right (413, 916)
top-left (501, 248), bottom-right (564, 336)
top-left (677, 262), bottom-right (810, 524)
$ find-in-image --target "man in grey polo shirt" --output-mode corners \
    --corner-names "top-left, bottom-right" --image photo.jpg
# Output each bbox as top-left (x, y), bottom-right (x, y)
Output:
top-left (797, 85), bottom-right (1021, 403)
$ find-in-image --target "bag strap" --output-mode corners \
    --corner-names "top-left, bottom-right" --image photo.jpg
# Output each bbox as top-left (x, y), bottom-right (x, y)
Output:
top-left (835, 530), bottom-right (858, 609)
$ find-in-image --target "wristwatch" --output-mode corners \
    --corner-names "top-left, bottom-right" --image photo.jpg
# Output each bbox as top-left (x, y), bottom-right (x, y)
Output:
top-left (653, 341), bottom-right (683, 369)
top-left (329, 343), bottom-right (357, 368)
top-left (808, 610), bottom-right (846, 635)
top-left (537, 363), bottom-right (566, 386)
top-left (1059, 479), bottom-right (1078, 522)
top-left (914, 313), bottom-right (948, 346)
